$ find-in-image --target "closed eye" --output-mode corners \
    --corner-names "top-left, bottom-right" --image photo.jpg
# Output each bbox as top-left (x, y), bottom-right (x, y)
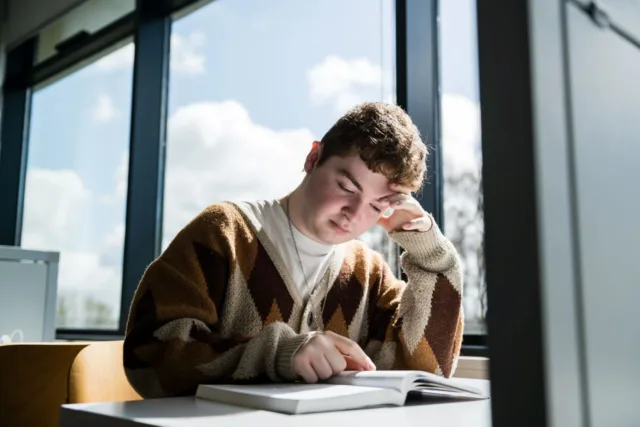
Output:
top-left (338, 182), bottom-right (355, 194)
top-left (338, 181), bottom-right (383, 213)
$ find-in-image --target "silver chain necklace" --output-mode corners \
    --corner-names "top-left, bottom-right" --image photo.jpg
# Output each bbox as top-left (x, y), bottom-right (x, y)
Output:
top-left (284, 195), bottom-right (329, 332)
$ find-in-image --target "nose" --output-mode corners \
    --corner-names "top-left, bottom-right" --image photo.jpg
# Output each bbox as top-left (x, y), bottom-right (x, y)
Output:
top-left (341, 198), bottom-right (366, 223)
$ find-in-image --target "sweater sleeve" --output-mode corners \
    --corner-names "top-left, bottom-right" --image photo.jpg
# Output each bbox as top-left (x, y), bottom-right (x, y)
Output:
top-left (363, 223), bottom-right (464, 378)
top-left (123, 205), bottom-right (310, 398)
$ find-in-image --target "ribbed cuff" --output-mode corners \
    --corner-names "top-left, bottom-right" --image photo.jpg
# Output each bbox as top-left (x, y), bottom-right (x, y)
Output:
top-left (388, 222), bottom-right (447, 258)
top-left (275, 333), bottom-right (313, 381)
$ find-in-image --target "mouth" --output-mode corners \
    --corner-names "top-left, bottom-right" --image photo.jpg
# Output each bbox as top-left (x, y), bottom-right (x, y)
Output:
top-left (330, 220), bottom-right (350, 234)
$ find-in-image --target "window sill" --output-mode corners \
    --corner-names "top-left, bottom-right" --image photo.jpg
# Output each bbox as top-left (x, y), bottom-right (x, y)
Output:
top-left (455, 354), bottom-right (490, 380)
top-left (461, 343), bottom-right (488, 357)
top-left (56, 329), bottom-right (125, 341)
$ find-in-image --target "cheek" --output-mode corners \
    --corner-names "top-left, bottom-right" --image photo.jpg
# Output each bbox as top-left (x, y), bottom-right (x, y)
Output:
top-left (316, 194), bottom-right (345, 217)
top-left (314, 184), bottom-right (342, 207)
top-left (356, 213), bottom-right (381, 232)
top-left (305, 183), bottom-right (341, 215)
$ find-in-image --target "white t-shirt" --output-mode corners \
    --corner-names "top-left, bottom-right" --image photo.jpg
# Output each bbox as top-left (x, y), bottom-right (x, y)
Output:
top-left (235, 199), bottom-right (335, 304)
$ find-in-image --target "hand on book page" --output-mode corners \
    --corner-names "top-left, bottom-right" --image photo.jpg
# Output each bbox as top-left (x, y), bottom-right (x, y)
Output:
top-left (196, 374), bottom-right (487, 415)
top-left (293, 331), bottom-right (377, 383)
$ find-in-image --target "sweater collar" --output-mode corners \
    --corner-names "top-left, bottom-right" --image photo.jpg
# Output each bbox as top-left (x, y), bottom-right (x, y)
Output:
top-left (230, 201), bottom-right (345, 308)
top-left (274, 200), bottom-right (335, 257)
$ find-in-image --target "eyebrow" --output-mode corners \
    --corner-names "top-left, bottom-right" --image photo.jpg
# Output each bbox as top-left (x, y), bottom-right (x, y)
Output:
top-left (337, 168), bottom-right (363, 192)
top-left (337, 168), bottom-right (394, 203)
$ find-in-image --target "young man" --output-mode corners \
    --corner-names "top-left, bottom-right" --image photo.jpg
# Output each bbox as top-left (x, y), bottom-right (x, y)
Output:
top-left (123, 102), bottom-right (464, 398)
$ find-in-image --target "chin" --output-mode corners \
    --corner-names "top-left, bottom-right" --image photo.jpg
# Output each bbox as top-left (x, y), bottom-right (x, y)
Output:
top-left (314, 230), bottom-right (342, 245)
top-left (317, 221), bottom-right (355, 244)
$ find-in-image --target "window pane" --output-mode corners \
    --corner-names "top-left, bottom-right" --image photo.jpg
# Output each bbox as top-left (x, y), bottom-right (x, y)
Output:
top-left (22, 43), bottom-right (134, 329)
top-left (163, 0), bottom-right (396, 265)
top-left (439, 0), bottom-right (486, 333)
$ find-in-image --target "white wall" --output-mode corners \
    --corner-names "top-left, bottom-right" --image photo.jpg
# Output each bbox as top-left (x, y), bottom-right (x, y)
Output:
top-left (4, 0), bottom-right (86, 47)
top-left (36, 0), bottom-right (133, 62)
top-left (566, 3), bottom-right (640, 425)
top-left (531, 1), bottom-right (640, 425)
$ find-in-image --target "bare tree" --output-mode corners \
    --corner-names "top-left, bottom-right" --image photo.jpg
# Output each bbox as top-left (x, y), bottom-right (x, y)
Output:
top-left (359, 225), bottom-right (400, 274)
top-left (475, 175), bottom-right (487, 318)
top-left (56, 292), bottom-right (72, 328)
top-left (444, 163), bottom-right (486, 330)
top-left (84, 297), bottom-right (116, 328)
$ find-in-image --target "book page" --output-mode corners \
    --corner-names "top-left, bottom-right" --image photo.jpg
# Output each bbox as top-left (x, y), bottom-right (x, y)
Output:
top-left (327, 370), bottom-right (485, 397)
top-left (414, 373), bottom-right (485, 395)
top-left (325, 371), bottom-right (412, 392)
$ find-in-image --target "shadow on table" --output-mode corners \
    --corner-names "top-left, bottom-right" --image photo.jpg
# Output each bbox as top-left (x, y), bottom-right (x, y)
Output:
top-left (405, 391), bottom-right (489, 406)
top-left (106, 397), bottom-right (254, 419)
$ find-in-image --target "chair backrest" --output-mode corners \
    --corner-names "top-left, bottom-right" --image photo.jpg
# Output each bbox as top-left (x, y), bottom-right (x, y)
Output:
top-left (0, 342), bottom-right (89, 427)
top-left (68, 340), bottom-right (141, 403)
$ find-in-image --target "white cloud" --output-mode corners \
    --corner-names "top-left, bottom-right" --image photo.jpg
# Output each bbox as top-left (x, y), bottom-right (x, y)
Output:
top-left (99, 222), bottom-right (125, 271)
top-left (94, 32), bottom-right (206, 76)
top-left (440, 93), bottom-right (484, 321)
top-left (104, 223), bottom-right (125, 251)
top-left (170, 32), bottom-right (206, 76)
top-left (22, 169), bottom-right (91, 250)
top-left (162, 100), bottom-right (314, 247)
top-left (58, 251), bottom-right (120, 293)
top-left (307, 56), bottom-right (387, 113)
top-left (440, 93), bottom-right (482, 226)
top-left (94, 44), bottom-right (135, 72)
top-left (92, 94), bottom-right (120, 123)
top-left (441, 94), bottom-right (482, 176)
top-left (100, 152), bottom-right (128, 205)
top-left (21, 168), bottom-right (122, 321)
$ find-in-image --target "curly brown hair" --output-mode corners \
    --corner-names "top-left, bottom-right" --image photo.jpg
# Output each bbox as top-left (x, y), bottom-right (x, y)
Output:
top-left (318, 102), bottom-right (427, 191)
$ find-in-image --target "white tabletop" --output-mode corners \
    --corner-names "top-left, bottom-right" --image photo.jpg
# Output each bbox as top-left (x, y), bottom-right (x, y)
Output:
top-left (60, 379), bottom-right (491, 427)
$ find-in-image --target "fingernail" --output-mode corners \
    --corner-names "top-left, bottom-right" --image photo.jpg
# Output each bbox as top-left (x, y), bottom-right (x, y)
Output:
top-left (367, 357), bottom-right (376, 370)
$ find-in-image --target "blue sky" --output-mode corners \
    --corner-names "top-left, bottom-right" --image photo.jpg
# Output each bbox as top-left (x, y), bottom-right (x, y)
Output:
top-left (168, 0), bottom-right (394, 132)
top-left (20, 0), bottom-right (480, 326)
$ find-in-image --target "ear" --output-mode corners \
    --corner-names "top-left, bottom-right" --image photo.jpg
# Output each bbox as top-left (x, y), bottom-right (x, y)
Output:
top-left (303, 141), bottom-right (322, 173)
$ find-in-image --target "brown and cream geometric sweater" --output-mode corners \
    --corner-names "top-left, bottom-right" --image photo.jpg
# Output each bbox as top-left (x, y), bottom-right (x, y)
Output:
top-left (123, 202), bottom-right (464, 398)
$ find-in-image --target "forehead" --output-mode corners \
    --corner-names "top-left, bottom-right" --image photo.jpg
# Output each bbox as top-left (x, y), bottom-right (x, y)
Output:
top-left (325, 154), bottom-right (393, 197)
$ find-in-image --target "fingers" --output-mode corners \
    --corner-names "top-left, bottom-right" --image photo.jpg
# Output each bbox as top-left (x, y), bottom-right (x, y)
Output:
top-left (310, 353), bottom-right (334, 381)
top-left (293, 332), bottom-right (376, 383)
top-left (344, 355), bottom-right (366, 371)
top-left (389, 183), bottom-right (412, 195)
top-left (402, 216), bottom-right (433, 231)
top-left (301, 352), bottom-right (352, 383)
top-left (327, 332), bottom-right (376, 371)
top-left (296, 341), bottom-right (346, 382)
top-left (324, 345), bottom-right (348, 374)
top-left (390, 194), bottom-right (422, 212)
top-left (377, 194), bottom-right (409, 219)
top-left (382, 193), bottom-right (409, 206)
top-left (296, 360), bottom-right (319, 384)
top-left (381, 207), bottom-right (394, 219)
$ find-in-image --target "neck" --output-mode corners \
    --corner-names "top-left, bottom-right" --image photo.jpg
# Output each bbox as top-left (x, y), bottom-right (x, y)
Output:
top-left (280, 184), bottom-right (316, 242)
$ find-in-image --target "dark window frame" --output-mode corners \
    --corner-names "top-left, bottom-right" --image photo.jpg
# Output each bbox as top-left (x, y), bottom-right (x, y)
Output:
top-left (0, 0), bottom-right (486, 355)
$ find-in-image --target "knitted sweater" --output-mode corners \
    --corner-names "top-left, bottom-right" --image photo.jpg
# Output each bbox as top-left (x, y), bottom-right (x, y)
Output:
top-left (123, 202), bottom-right (464, 398)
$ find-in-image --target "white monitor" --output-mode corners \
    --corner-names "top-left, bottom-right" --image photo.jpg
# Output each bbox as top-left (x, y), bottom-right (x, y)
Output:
top-left (0, 245), bottom-right (59, 342)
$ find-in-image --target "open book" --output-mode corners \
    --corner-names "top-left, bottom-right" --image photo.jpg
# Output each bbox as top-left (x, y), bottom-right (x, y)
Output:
top-left (195, 370), bottom-right (487, 415)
